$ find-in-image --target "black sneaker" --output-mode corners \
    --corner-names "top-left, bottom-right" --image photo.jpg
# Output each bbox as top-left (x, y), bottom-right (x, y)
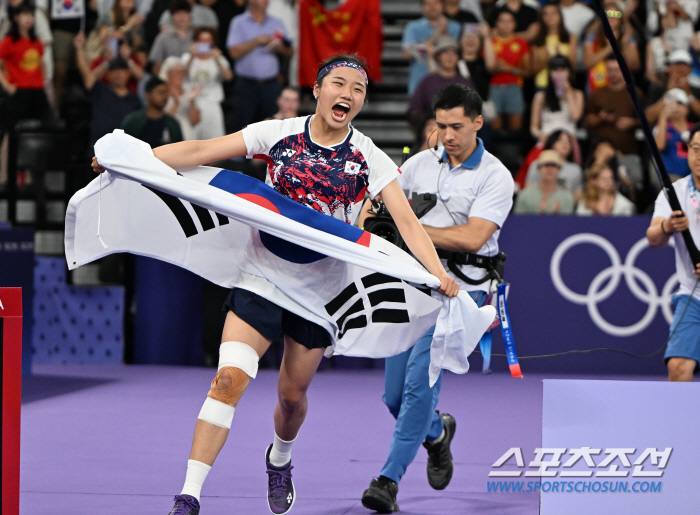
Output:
top-left (265, 444), bottom-right (295, 514)
top-left (168, 495), bottom-right (200, 515)
top-left (423, 412), bottom-right (456, 490)
top-left (361, 476), bottom-right (399, 513)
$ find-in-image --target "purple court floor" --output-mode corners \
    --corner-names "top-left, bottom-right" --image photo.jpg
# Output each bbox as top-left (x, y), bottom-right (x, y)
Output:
top-left (20, 364), bottom-right (665, 515)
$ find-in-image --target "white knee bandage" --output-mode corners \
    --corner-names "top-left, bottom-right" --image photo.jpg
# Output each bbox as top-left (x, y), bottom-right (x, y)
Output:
top-left (218, 341), bottom-right (259, 378)
top-left (196, 342), bottom-right (259, 429)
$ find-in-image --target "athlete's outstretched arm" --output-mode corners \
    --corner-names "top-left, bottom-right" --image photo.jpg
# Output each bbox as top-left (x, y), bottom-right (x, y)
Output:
top-left (153, 132), bottom-right (248, 169)
top-left (92, 132), bottom-right (248, 173)
top-left (380, 179), bottom-right (459, 297)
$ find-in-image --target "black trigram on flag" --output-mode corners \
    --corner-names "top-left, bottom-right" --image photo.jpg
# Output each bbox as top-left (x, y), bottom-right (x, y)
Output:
top-left (325, 273), bottom-right (413, 339)
top-left (144, 185), bottom-right (229, 238)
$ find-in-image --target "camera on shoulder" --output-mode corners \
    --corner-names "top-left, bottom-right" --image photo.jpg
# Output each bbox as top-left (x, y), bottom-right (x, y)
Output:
top-left (363, 192), bottom-right (437, 250)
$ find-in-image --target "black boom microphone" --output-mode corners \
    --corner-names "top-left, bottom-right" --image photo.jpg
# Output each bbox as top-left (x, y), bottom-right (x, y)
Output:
top-left (592, 0), bottom-right (700, 267)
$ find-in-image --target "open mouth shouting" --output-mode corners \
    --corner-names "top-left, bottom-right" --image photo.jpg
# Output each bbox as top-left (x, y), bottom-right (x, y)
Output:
top-left (331, 102), bottom-right (351, 123)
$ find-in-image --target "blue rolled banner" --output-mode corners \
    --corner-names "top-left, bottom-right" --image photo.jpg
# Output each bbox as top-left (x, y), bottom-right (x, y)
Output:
top-left (497, 282), bottom-right (522, 378)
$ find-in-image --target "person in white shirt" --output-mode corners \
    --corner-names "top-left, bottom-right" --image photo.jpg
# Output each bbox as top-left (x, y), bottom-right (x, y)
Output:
top-left (647, 122), bottom-right (700, 382)
top-left (357, 84), bottom-right (514, 513)
top-left (559, 0), bottom-right (595, 43)
top-left (576, 162), bottom-right (636, 215)
top-left (181, 27), bottom-right (232, 139)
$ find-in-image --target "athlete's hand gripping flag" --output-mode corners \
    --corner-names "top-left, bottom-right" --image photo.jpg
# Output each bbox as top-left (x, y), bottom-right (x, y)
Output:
top-left (65, 131), bottom-right (496, 384)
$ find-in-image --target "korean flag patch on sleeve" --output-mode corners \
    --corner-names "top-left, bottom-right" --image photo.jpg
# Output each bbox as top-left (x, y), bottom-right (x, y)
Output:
top-left (344, 161), bottom-right (361, 175)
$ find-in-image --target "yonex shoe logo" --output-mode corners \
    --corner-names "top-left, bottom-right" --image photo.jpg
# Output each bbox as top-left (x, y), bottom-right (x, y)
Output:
top-left (324, 273), bottom-right (412, 339)
top-left (287, 493), bottom-right (292, 503)
top-left (143, 185), bottom-right (229, 238)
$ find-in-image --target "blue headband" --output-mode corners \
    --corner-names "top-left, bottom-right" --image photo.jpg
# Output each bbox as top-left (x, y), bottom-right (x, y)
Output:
top-left (316, 61), bottom-right (368, 84)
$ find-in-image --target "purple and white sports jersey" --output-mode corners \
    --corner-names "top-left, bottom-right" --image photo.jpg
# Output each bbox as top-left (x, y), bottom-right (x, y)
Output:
top-left (242, 116), bottom-right (400, 224)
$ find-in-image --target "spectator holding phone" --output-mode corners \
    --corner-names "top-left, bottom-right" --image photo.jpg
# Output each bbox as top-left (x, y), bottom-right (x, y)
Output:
top-left (654, 88), bottom-right (693, 180)
top-left (161, 56), bottom-right (201, 140)
top-left (530, 2), bottom-right (575, 90)
top-left (181, 27), bottom-right (231, 139)
top-left (585, 56), bottom-right (641, 159)
top-left (530, 55), bottom-right (584, 142)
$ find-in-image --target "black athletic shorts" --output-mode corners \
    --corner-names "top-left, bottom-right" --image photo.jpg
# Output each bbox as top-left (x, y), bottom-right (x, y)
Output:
top-left (222, 288), bottom-right (332, 349)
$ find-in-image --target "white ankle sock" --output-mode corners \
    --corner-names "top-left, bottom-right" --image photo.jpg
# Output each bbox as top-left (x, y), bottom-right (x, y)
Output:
top-left (180, 459), bottom-right (212, 500)
top-left (269, 433), bottom-right (295, 467)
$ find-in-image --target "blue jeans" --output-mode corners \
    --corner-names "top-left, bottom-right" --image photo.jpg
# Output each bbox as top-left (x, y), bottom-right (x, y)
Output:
top-left (379, 290), bottom-right (486, 483)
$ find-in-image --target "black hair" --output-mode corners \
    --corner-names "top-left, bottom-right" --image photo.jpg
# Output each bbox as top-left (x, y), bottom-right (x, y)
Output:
top-left (689, 123), bottom-right (700, 145)
top-left (8, 1), bottom-right (37, 42)
top-left (193, 27), bottom-right (218, 46)
top-left (169, 0), bottom-right (191, 14)
top-left (432, 83), bottom-right (482, 120)
top-left (543, 129), bottom-right (573, 161)
top-left (280, 85), bottom-right (300, 96)
top-left (543, 55), bottom-right (571, 113)
top-left (315, 53), bottom-right (369, 86)
top-left (584, 137), bottom-right (620, 181)
top-left (145, 76), bottom-right (166, 93)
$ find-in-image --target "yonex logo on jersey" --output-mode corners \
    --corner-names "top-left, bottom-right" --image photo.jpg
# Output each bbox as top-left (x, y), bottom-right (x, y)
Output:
top-left (344, 161), bottom-right (361, 175)
top-left (282, 148), bottom-right (296, 157)
top-left (324, 273), bottom-right (411, 339)
top-left (143, 185), bottom-right (229, 238)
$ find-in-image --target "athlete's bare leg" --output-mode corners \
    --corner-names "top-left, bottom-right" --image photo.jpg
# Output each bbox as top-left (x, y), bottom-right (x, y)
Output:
top-left (274, 336), bottom-right (326, 441)
top-left (189, 311), bottom-right (272, 466)
top-left (667, 357), bottom-right (696, 382)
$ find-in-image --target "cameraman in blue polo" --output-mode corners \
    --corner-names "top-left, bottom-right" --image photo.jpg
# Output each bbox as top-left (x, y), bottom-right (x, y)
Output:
top-left (357, 84), bottom-right (514, 512)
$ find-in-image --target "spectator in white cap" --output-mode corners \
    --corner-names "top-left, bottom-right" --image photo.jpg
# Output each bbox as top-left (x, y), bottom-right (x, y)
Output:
top-left (646, 48), bottom-right (700, 124)
top-left (654, 87), bottom-right (693, 179)
top-left (647, 6), bottom-right (696, 87)
top-left (514, 149), bottom-right (576, 214)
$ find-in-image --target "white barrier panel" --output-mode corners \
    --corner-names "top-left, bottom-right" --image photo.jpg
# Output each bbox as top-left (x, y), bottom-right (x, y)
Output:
top-left (539, 379), bottom-right (700, 513)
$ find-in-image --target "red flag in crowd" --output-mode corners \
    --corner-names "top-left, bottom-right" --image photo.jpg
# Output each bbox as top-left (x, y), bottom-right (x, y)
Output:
top-left (298, 0), bottom-right (383, 87)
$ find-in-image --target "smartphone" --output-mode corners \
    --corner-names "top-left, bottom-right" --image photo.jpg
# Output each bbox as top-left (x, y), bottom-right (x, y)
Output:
top-left (108, 37), bottom-right (120, 56)
top-left (195, 42), bottom-right (212, 55)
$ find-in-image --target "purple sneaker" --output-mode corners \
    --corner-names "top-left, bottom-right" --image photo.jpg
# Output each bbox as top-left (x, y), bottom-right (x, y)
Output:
top-left (265, 444), bottom-right (296, 514)
top-left (168, 495), bottom-right (200, 515)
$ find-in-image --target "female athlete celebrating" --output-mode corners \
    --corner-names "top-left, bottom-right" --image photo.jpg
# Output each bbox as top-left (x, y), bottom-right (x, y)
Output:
top-left (94, 54), bottom-right (458, 515)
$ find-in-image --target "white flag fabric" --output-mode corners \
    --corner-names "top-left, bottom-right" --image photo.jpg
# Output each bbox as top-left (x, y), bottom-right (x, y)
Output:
top-left (65, 131), bottom-right (495, 382)
top-left (51, 0), bottom-right (85, 19)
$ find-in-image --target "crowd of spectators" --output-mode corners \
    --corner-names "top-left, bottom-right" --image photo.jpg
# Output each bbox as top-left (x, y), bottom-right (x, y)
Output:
top-left (405, 0), bottom-right (700, 216)
top-left (2, 0), bottom-right (700, 218)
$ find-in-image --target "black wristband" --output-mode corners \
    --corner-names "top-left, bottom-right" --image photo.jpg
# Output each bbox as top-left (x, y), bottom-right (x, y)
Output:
top-left (661, 220), bottom-right (672, 236)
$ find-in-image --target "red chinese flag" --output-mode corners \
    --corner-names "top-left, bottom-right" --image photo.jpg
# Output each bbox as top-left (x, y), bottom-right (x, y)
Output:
top-left (298, 0), bottom-right (383, 87)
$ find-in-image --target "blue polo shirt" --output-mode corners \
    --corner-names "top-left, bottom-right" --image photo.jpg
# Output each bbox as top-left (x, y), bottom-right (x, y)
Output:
top-left (659, 122), bottom-right (692, 178)
top-left (226, 11), bottom-right (288, 80)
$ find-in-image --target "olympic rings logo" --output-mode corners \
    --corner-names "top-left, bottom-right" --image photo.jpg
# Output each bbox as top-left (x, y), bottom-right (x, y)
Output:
top-left (550, 234), bottom-right (678, 337)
